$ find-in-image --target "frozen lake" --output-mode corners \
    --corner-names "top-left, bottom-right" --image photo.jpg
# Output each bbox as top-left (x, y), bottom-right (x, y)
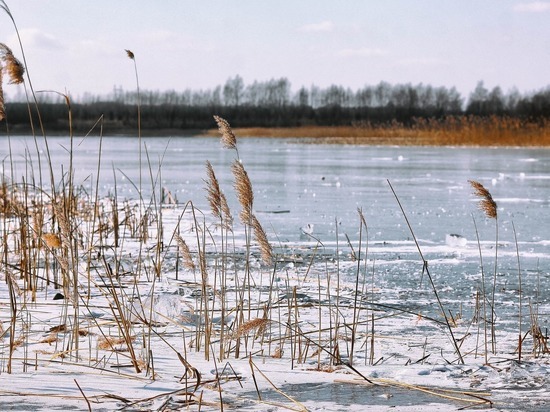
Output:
top-left (6, 136), bottom-right (550, 233)
top-left (5, 135), bottom-right (550, 317)
top-left (2, 135), bottom-right (550, 410)
top-left (6, 135), bottom-right (550, 253)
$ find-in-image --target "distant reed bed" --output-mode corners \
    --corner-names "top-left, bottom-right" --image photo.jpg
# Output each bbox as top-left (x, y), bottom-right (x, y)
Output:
top-left (216, 115), bottom-right (550, 146)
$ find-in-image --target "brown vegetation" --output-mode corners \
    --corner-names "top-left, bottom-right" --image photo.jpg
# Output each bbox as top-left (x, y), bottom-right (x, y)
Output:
top-left (209, 116), bottom-right (550, 146)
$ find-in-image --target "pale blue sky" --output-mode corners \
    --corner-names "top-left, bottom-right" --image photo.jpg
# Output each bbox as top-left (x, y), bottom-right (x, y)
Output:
top-left (1, 0), bottom-right (549, 100)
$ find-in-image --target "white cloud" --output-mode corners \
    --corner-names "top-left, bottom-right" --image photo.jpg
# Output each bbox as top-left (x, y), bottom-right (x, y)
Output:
top-left (337, 48), bottom-right (388, 57)
top-left (17, 28), bottom-right (63, 50)
top-left (513, 1), bottom-right (550, 12)
top-left (298, 21), bottom-right (334, 33)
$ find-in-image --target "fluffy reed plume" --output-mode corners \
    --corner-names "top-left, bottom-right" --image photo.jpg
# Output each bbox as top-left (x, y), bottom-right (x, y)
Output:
top-left (205, 161), bottom-right (222, 217)
top-left (205, 161), bottom-right (233, 227)
top-left (220, 192), bottom-right (233, 226)
top-left (251, 214), bottom-right (273, 264)
top-left (175, 234), bottom-right (196, 271)
top-left (125, 49), bottom-right (135, 60)
top-left (98, 336), bottom-right (134, 351)
top-left (236, 317), bottom-right (269, 338)
top-left (231, 160), bottom-right (254, 224)
top-left (0, 43), bottom-right (25, 120)
top-left (469, 180), bottom-right (497, 218)
top-left (213, 115), bottom-right (237, 150)
top-left (42, 233), bottom-right (62, 249)
top-left (39, 333), bottom-right (59, 345)
top-left (0, 43), bottom-right (25, 84)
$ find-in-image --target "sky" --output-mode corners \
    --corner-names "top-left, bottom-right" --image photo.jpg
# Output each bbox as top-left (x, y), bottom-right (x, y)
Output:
top-left (1, 0), bottom-right (549, 101)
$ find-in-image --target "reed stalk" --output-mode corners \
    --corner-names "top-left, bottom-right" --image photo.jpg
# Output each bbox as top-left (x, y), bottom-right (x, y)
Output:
top-left (125, 49), bottom-right (142, 201)
top-left (468, 180), bottom-right (498, 353)
top-left (512, 221), bottom-right (522, 363)
top-left (349, 208), bottom-right (367, 365)
top-left (388, 179), bottom-right (464, 364)
top-left (471, 215), bottom-right (488, 364)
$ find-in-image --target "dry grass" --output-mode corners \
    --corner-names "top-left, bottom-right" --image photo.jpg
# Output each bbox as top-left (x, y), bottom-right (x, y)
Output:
top-left (175, 234), bottom-right (196, 271)
top-left (205, 160), bottom-right (232, 228)
top-left (236, 318), bottom-right (269, 338)
top-left (0, 42), bottom-right (25, 121)
top-left (231, 160), bottom-right (254, 224)
top-left (205, 116), bottom-right (550, 146)
top-left (251, 214), bottom-right (273, 264)
top-left (468, 180), bottom-right (498, 219)
top-left (213, 115), bottom-right (237, 150)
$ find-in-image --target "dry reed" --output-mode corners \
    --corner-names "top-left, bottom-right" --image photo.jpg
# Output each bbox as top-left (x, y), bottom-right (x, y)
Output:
top-left (469, 179), bottom-right (499, 354)
top-left (175, 233), bottom-right (196, 271)
top-left (205, 161), bottom-right (222, 218)
top-left (0, 42), bottom-right (24, 120)
top-left (208, 116), bottom-right (550, 147)
top-left (468, 180), bottom-right (497, 219)
top-left (98, 336), bottom-right (134, 351)
top-left (251, 214), bottom-right (273, 264)
top-left (42, 233), bottom-right (62, 248)
top-left (236, 318), bottom-right (269, 338)
top-left (231, 160), bottom-right (254, 224)
top-left (213, 115), bottom-right (237, 150)
top-left (205, 160), bottom-right (232, 227)
top-left (0, 43), bottom-right (25, 84)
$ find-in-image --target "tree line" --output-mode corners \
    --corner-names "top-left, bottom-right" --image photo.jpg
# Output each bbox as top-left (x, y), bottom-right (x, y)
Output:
top-left (2, 76), bottom-right (549, 134)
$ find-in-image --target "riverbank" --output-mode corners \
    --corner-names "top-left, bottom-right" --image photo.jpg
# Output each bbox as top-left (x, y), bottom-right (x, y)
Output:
top-left (206, 119), bottom-right (550, 146)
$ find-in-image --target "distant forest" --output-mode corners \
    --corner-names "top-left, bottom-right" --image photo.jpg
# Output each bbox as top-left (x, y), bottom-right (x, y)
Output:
top-left (2, 76), bottom-right (550, 134)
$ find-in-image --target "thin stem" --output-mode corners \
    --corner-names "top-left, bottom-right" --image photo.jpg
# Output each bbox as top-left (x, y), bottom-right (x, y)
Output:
top-left (387, 179), bottom-right (464, 364)
top-left (512, 221), bottom-right (522, 363)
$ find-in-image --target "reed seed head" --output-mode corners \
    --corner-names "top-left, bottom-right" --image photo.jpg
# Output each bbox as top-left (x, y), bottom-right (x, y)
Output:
top-left (0, 43), bottom-right (25, 84)
top-left (468, 180), bottom-right (497, 219)
top-left (125, 49), bottom-right (135, 60)
top-left (98, 336), bottom-right (132, 351)
top-left (231, 160), bottom-right (254, 224)
top-left (175, 234), bottom-right (195, 271)
top-left (220, 192), bottom-right (233, 228)
top-left (251, 214), bottom-right (273, 264)
top-left (236, 317), bottom-right (269, 338)
top-left (205, 161), bottom-right (233, 228)
top-left (5, 54), bottom-right (24, 84)
top-left (205, 160), bottom-right (222, 219)
top-left (213, 115), bottom-right (237, 150)
top-left (43, 233), bottom-right (62, 249)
